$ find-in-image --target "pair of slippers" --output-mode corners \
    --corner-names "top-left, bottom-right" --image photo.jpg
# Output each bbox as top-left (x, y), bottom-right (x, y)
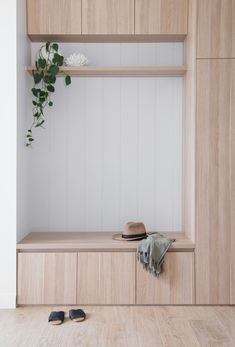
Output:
top-left (48, 309), bottom-right (86, 325)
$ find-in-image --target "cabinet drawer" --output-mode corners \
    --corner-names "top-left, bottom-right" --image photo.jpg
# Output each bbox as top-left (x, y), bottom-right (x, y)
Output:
top-left (77, 252), bottom-right (135, 304)
top-left (136, 252), bottom-right (194, 304)
top-left (17, 253), bottom-right (77, 305)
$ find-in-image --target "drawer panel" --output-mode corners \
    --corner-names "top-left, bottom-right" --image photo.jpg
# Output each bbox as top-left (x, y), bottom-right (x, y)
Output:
top-left (136, 252), bottom-right (194, 304)
top-left (77, 252), bottom-right (135, 304)
top-left (18, 253), bottom-right (77, 305)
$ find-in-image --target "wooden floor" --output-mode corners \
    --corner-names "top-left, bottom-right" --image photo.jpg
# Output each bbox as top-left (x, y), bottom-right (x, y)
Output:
top-left (0, 306), bottom-right (235, 346)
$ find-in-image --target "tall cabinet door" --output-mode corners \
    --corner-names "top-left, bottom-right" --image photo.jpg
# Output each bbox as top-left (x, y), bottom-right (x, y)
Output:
top-left (27, 0), bottom-right (82, 36)
top-left (196, 60), bottom-right (235, 304)
top-left (197, 0), bottom-right (235, 58)
top-left (82, 0), bottom-right (134, 35)
top-left (135, 0), bottom-right (188, 35)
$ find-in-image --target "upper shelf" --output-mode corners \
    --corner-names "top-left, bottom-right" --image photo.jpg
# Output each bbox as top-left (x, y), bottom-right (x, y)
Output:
top-left (27, 66), bottom-right (187, 77)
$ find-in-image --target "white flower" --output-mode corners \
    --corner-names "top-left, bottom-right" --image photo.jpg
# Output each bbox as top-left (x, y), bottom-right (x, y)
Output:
top-left (65, 53), bottom-right (88, 66)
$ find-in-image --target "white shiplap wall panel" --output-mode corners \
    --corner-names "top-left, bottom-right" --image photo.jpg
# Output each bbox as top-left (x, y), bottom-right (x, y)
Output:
top-left (102, 79), bottom-right (121, 231)
top-left (138, 79), bottom-right (156, 230)
top-left (28, 43), bottom-right (183, 232)
top-left (67, 79), bottom-right (86, 231)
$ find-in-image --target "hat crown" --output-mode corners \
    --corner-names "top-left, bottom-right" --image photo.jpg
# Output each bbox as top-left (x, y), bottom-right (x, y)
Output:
top-left (112, 222), bottom-right (147, 241)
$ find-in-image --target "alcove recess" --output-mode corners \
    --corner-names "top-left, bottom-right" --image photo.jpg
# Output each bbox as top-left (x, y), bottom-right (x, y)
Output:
top-left (21, 38), bottom-right (195, 250)
top-left (22, 0), bottom-right (195, 246)
top-left (16, 0), bottom-right (197, 306)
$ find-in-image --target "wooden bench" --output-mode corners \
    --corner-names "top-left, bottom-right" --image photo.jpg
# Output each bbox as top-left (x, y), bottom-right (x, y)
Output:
top-left (17, 232), bottom-right (195, 305)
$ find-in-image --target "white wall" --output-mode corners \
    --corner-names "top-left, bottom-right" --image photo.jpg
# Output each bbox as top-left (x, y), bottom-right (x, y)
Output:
top-left (0, 0), bottom-right (17, 308)
top-left (26, 43), bottom-right (183, 233)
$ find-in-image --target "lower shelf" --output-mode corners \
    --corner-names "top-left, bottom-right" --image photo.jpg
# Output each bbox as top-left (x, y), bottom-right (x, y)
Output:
top-left (27, 65), bottom-right (187, 77)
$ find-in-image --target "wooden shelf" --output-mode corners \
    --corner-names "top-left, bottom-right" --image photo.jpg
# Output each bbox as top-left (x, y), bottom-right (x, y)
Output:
top-left (17, 232), bottom-right (195, 252)
top-left (27, 65), bottom-right (187, 77)
top-left (28, 34), bottom-right (187, 43)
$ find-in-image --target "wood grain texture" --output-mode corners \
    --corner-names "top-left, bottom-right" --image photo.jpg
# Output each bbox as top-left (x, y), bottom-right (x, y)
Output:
top-left (135, 0), bottom-right (188, 35)
top-left (136, 252), bottom-right (194, 304)
top-left (1, 306), bottom-right (235, 346)
top-left (17, 253), bottom-right (77, 305)
top-left (82, 0), bottom-right (134, 35)
top-left (27, 0), bottom-right (81, 35)
top-left (77, 252), bottom-right (135, 304)
top-left (196, 60), bottom-right (235, 304)
top-left (26, 66), bottom-right (187, 77)
top-left (182, 0), bottom-right (197, 242)
top-left (28, 34), bottom-right (186, 43)
top-left (17, 232), bottom-right (195, 251)
top-left (197, 0), bottom-right (235, 58)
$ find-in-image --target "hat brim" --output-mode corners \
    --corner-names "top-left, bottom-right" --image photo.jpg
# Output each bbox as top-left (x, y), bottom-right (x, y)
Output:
top-left (112, 233), bottom-right (148, 241)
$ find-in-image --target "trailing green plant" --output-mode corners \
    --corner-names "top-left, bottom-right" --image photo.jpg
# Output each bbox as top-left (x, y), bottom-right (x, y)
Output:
top-left (26, 42), bottom-right (71, 147)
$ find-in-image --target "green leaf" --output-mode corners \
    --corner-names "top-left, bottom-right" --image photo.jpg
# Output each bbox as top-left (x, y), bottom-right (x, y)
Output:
top-left (65, 75), bottom-right (71, 86)
top-left (32, 100), bottom-right (37, 106)
top-left (53, 53), bottom-right (64, 66)
top-left (39, 91), bottom-right (46, 97)
top-left (58, 55), bottom-right (64, 66)
top-left (52, 43), bottom-right (58, 51)
top-left (33, 112), bottom-right (39, 118)
top-left (43, 74), bottom-right (51, 84)
top-left (48, 64), bottom-right (59, 76)
top-left (31, 88), bottom-right (39, 97)
top-left (46, 42), bottom-right (50, 52)
top-left (28, 129), bottom-right (32, 133)
top-left (38, 58), bottom-right (47, 69)
top-left (49, 75), bottom-right (56, 84)
top-left (48, 101), bottom-right (53, 106)
top-left (28, 138), bottom-right (34, 142)
top-left (47, 84), bottom-right (55, 92)
top-left (35, 120), bottom-right (45, 128)
top-left (33, 71), bottom-right (42, 84)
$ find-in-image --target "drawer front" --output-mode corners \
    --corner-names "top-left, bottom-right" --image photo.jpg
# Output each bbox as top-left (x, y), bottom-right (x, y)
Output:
top-left (17, 253), bottom-right (77, 305)
top-left (77, 252), bottom-right (135, 304)
top-left (136, 252), bottom-right (194, 304)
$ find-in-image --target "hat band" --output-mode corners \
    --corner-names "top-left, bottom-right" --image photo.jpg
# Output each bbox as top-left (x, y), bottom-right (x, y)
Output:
top-left (122, 232), bottom-right (147, 239)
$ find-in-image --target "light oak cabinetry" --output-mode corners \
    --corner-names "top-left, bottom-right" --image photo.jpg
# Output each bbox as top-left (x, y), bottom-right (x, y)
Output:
top-left (135, 0), bottom-right (188, 36)
top-left (17, 253), bottom-right (77, 305)
top-left (196, 60), bottom-right (235, 304)
top-left (82, 0), bottom-right (134, 35)
top-left (136, 252), bottom-right (194, 304)
top-left (197, 0), bottom-right (235, 58)
top-left (27, 0), bottom-right (188, 40)
top-left (77, 252), bottom-right (135, 304)
top-left (27, 0), bottom-right (82, 37)
top-left (17, 232), bottom-right (195, 305)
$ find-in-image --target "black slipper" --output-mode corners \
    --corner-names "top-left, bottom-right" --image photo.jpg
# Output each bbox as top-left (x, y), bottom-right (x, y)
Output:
top-left (69, 309), bottom-right (86, 322)
top-left (48, 311), bottom-right (65, 325)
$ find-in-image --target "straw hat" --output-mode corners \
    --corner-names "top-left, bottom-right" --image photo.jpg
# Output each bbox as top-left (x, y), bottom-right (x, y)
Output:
top-left (112, 222), bottom-right (147, 241)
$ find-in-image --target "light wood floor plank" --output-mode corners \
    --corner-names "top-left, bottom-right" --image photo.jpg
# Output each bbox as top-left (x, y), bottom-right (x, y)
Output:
top-left (0, 306), bottom-right (235, 347)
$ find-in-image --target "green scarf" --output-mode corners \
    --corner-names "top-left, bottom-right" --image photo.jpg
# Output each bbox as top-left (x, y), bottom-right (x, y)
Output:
top-left (137, 233), bottom-right (175, 277)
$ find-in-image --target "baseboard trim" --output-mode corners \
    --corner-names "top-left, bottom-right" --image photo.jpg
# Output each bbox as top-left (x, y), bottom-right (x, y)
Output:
top-left (0, 293), bottom-right (16, 308)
